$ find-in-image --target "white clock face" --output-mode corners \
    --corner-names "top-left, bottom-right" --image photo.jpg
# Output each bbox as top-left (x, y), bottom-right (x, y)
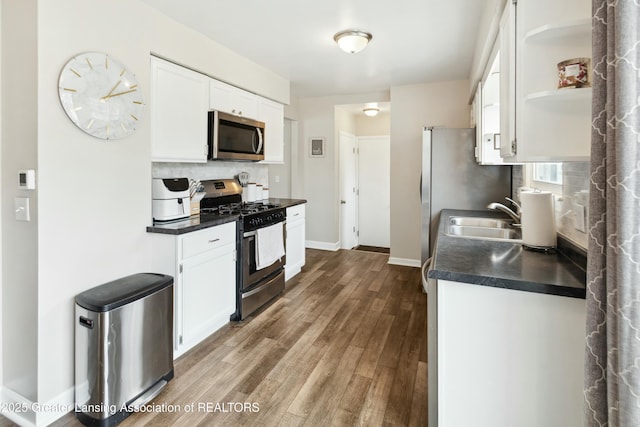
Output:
top-left (58, 52), bottom-right (144, 140)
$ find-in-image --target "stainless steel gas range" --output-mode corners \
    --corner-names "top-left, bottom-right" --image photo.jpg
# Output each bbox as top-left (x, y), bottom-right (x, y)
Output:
top-left (200, 179), bottom-right (286, 320)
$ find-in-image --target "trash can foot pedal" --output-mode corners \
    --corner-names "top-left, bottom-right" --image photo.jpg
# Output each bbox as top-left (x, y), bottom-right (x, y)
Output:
top-left (128, 379), bottom-right (168, 411)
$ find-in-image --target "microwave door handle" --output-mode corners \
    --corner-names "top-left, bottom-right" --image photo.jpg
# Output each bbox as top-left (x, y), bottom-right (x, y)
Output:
top-left (256, 127), bottom-right (264, 154)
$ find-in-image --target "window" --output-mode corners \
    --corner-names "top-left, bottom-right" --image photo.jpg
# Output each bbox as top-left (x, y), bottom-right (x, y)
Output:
top-left (533, 163), bottom-right (563, 185)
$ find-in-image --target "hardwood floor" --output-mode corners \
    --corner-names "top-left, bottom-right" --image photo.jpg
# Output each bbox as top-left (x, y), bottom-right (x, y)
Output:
top-left (20, 249), bottom-right (426, 427)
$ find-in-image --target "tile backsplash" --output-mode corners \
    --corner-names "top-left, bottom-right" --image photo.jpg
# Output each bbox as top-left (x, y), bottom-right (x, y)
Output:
top-left (152, 161), bottom-right (269, 187)
top-left (557, 162), bottom-right (589, 249)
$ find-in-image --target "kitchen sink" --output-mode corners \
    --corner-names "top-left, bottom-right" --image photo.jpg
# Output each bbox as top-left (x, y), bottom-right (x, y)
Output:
top-left (448, 216), bottom-right (513, 229)
top-left (445, 216), bottom-right (522, 242)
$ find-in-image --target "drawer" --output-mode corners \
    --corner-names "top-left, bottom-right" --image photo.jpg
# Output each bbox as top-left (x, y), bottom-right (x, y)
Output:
top-left (181, 222), bottom-right (236, 259)
top-left (286, 204), bottom-right (305, 220)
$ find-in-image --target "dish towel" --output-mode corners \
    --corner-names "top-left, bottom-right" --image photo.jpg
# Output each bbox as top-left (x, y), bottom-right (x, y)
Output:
top-left (255, 222), bottom-right (285, 270)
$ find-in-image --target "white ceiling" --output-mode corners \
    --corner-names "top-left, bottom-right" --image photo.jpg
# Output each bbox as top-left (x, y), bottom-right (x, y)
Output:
top-left (140, 0), bottom-right (496, 98)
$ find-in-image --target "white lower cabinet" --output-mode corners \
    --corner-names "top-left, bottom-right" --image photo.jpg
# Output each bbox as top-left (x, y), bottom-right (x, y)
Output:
top-left (437, 280), bottom-right (585, 427)
top-left (285, 204), bottom-right (305, 281)
top-left (152, 222), bottom-right (237, 358)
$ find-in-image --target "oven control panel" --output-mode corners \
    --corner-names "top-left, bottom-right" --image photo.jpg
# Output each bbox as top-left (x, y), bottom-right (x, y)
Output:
top-left (245, 208), bottom-right (286, 232)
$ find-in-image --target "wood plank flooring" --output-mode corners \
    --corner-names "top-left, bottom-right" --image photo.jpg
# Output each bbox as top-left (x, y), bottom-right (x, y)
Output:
top-left (16, 249), bottom-right (426, 427)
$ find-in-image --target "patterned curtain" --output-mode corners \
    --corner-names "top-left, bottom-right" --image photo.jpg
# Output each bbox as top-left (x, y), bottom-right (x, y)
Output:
top-left (584, 0), bottom-right (640, 425)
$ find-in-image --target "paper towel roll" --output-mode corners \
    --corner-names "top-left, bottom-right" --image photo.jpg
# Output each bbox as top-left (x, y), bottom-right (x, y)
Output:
top-left (520, 191), bottom-right (557, 249)
top-left (246, 183), bottom-right (257, 202)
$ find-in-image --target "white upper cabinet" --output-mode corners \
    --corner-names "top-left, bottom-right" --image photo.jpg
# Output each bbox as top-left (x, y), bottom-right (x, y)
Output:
top-left (500, 0), bottom-right (591, 161)
top-left (475, 50), bottom-right (506, 165)
top-left (209, 79), bottom-right (258, 119)
top-left (258, 97), bottom-right (285, 164)
top-left (150, 57), bottom-right (285, 164)
top-left (500, 1), bottom-right (517, 158)
top-left (150, 57), bottom-right (209, 163)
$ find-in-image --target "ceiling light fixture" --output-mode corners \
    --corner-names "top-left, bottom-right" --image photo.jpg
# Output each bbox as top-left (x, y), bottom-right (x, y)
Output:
top-left (333, 30), bottom-right (373, 54)
top-left (363, 107), bottom-right (380, 117)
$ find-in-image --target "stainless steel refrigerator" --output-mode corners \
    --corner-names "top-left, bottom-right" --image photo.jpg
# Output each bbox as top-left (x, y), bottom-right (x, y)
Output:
top-left (421, 127), bottom-right (512, 262)
top-left (422, 127), bottom-right (512, 427)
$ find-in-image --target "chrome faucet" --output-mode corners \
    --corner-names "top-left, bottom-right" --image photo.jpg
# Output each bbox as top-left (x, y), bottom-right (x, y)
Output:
top-left (487, 198), bottom-right (521, 224)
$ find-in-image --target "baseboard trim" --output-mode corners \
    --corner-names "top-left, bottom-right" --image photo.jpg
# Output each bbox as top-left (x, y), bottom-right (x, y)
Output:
top-left (1, 385), bottom-right (74, 427)
top-left (305, 240), bottom-right (340, 251)
top-left (388, 257), bottom-right (421, 268)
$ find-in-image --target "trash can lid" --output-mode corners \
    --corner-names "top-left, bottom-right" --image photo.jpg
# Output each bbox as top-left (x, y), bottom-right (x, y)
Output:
top-left (75, 273), bottom-right (173, 312)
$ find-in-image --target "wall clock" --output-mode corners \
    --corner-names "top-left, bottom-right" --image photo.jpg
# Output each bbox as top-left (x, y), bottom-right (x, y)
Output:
top-left (58, 52), bottom-right (144, 140)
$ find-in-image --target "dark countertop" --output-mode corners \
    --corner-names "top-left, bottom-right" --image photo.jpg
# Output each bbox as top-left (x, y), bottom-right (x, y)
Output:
top-left (427, 209), bottom-right (586, 299)
top-left (146, 198), bottom-right (306, 235)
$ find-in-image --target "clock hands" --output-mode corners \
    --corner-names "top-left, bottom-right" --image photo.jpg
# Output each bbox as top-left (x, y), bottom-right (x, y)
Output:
top-left (101, 87), bottom-right (137, 100)
top-left (103, 80), bottom-right (122, 99)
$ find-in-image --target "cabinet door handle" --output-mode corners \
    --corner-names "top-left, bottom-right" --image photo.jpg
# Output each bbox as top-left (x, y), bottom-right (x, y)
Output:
top-left (208, 238), bottom-right (220, 243)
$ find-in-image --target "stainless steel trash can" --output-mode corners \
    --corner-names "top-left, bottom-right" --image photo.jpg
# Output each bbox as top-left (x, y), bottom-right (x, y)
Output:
top-left (75, 273), bottom-right (174, 427)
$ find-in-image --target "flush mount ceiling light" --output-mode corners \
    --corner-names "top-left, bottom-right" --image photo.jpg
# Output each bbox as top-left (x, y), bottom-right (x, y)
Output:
top-left (333, 30), bottom-right (373, 54)
top-left (363, 107), bottom-right (380, 117)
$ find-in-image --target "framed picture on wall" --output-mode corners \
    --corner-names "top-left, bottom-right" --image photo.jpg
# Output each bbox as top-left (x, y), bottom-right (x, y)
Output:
top-left (309, 138), bottom-right (325, 158)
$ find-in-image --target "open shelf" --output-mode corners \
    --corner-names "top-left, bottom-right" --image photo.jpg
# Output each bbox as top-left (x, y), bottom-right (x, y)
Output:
top-left (524, 18), bottom-right (591, 43)
top-left (524, 87), bottom-right (592, 103)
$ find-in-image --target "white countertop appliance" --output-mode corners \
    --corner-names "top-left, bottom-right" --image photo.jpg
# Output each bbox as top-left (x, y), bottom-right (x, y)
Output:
top-left (152, 178), bottom-right (190, 222)
top-left (520, 190), bottom-right (557, 249)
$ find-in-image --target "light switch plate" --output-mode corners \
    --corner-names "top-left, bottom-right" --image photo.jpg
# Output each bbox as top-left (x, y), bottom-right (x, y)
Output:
top-left (15, 197), bottom-right (30, 221)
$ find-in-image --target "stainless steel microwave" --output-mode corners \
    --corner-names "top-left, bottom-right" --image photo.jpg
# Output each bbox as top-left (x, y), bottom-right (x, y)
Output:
top-left (208, 110), bottom-right (265, 161)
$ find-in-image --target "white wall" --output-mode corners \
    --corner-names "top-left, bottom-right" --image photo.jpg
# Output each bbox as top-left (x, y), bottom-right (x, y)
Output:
top-left (1, 0), bottom-right (38, 404)
top-left (0, 1), bottom-right (3, 392)
top-left (295, 84), bottom-right (470, 259)
top-left (296, 92), bottom-right (389, 247)
top-left (389, 81), bottom-right (471, 264)
top-left (0, 0), bottom-right (291, 418)
top-left (355, 111), bottom-right (391, 136)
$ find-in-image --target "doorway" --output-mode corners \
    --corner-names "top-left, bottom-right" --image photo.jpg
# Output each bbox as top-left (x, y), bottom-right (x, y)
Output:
top-left (339, 133), bottom-right (391, 251)
top-left (357, 136), bottom-right (390, 249)
top-left (339, 132), bottom-right (358, 249)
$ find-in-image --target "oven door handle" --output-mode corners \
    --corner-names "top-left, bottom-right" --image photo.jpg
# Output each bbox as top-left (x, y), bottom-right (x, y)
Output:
top-left (243, 221), bottom-right (286, 238)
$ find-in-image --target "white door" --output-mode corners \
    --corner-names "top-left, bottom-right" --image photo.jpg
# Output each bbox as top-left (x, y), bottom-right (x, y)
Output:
top-left (358, 136), bottom-right (390, 248)
top-left (339, 132), bottom-right (358, 249)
